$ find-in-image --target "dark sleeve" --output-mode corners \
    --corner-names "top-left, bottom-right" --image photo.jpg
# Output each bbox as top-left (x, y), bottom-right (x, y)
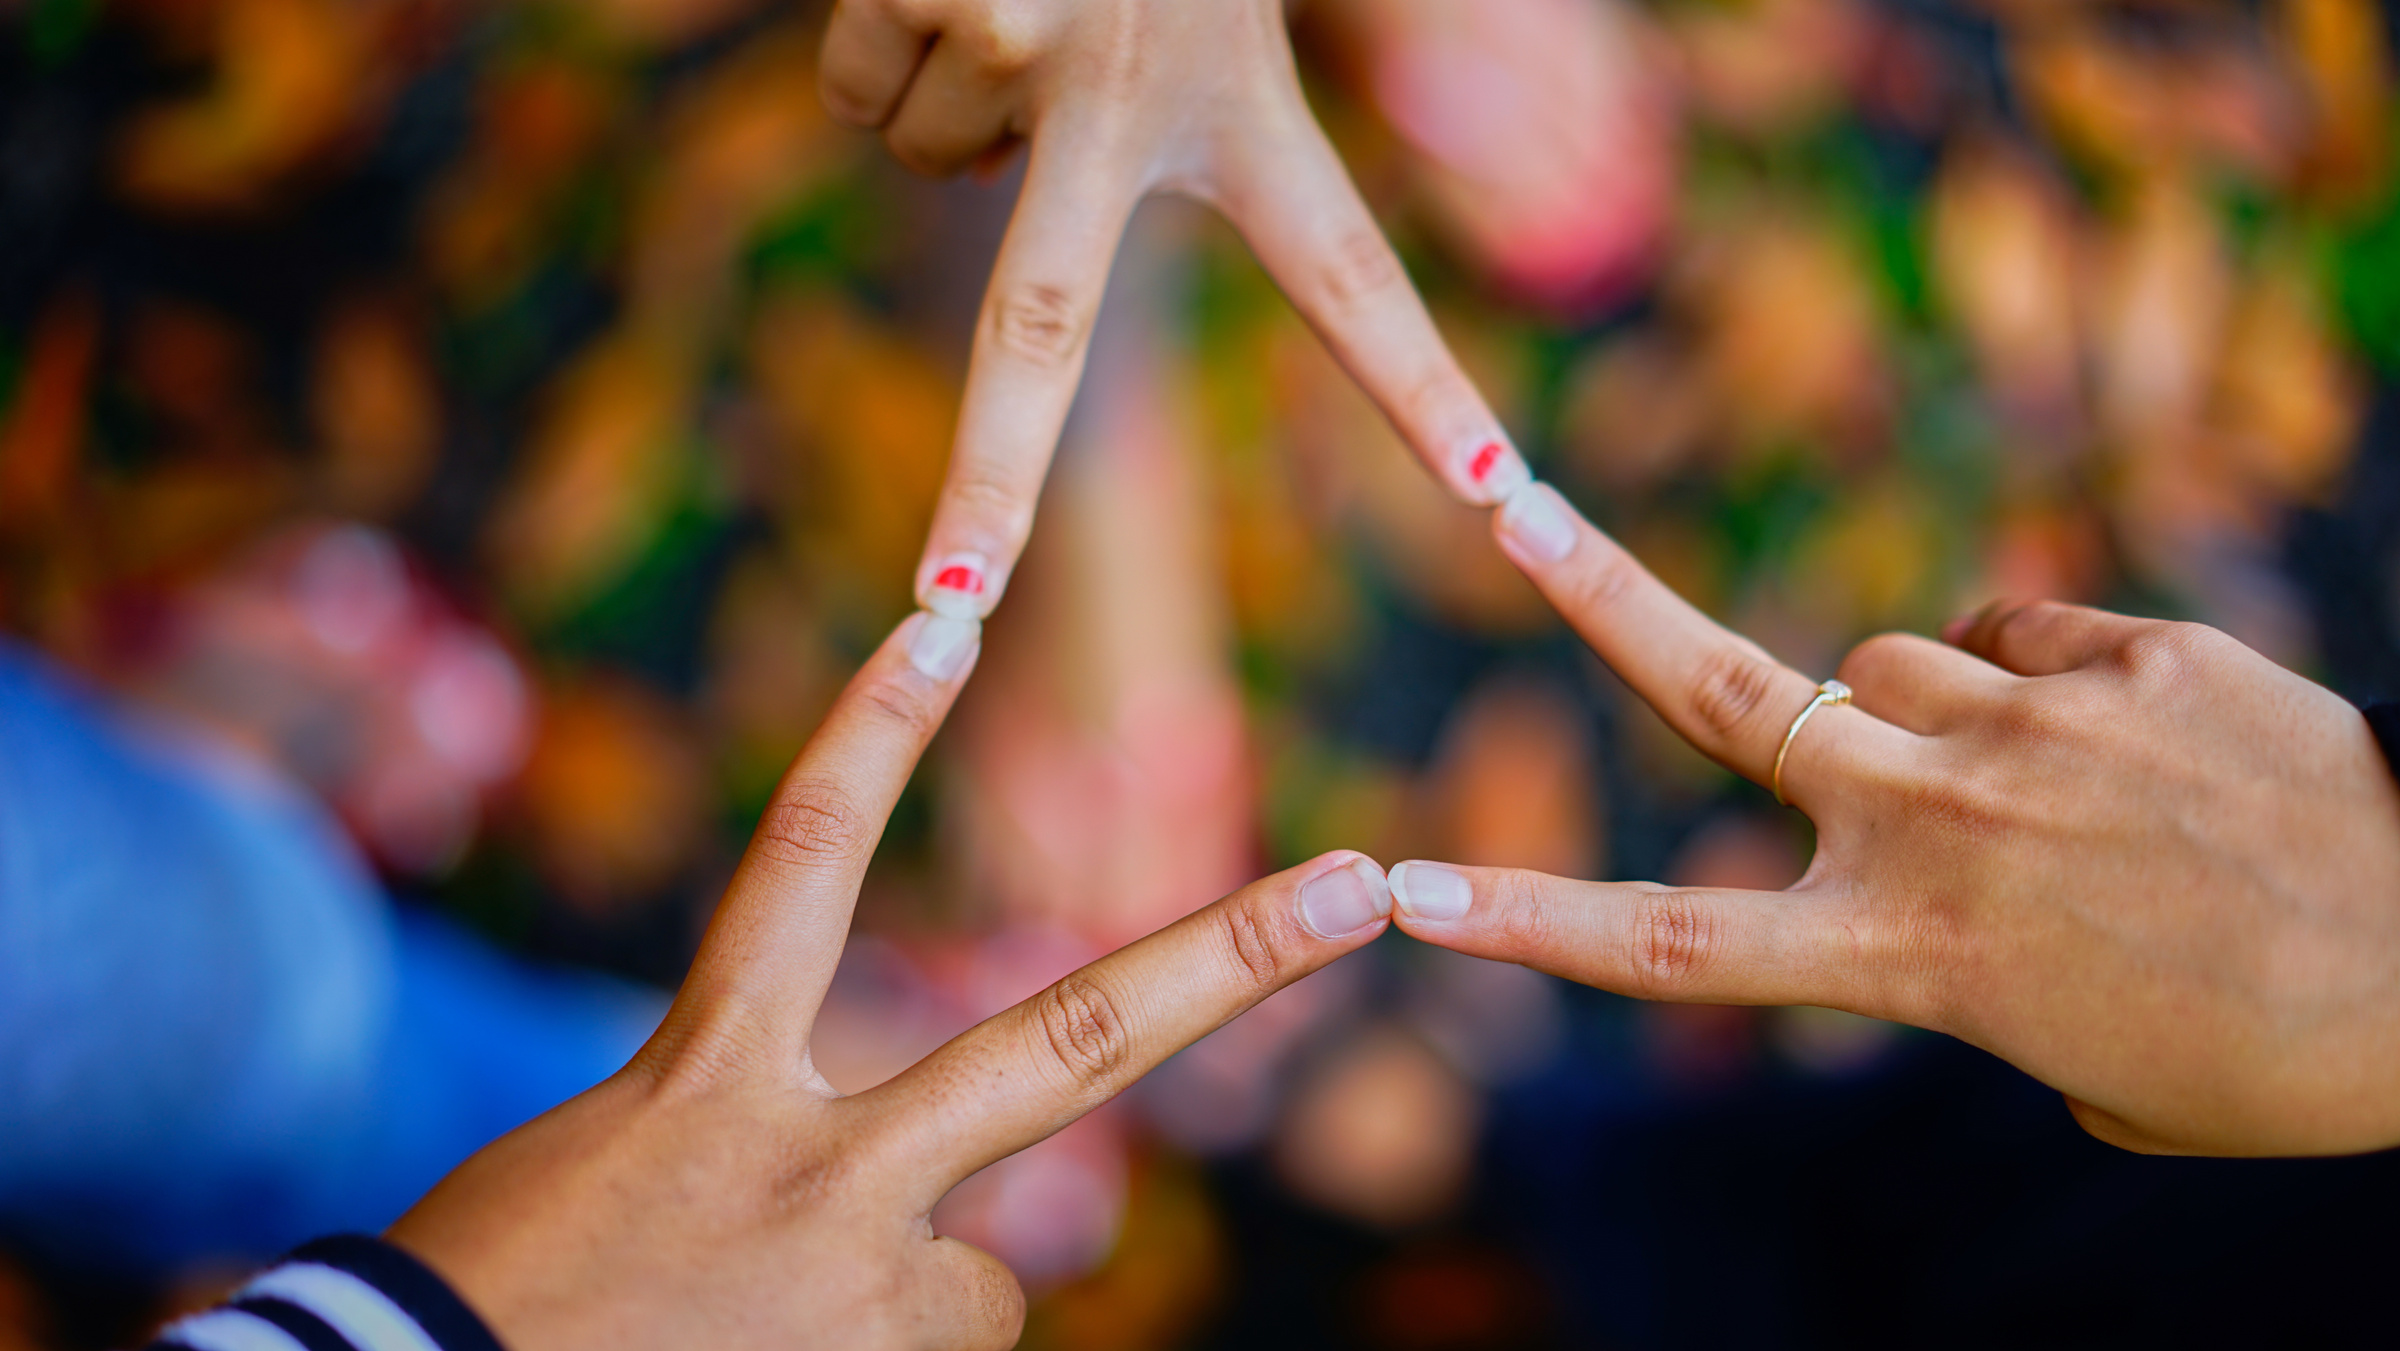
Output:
top-left (142, 1235), bottom-right (507, 1351)
top-left (2364, 703), bottom-right (2400, 782)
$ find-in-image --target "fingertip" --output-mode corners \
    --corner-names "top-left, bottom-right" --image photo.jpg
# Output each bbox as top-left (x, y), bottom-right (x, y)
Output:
top-left (1494, 481), bottom-right (1579, 568)
top-left (1457, 436), bottom-right (1531, 506)
top-left (901, 609), bottom-right (982, 683)
top-left (1389, 859), bottom-right (1477, 926)
top-left (921, 550), bottom-right (998, 620)
top-left (1292, 850), bottom-right (1392, 941)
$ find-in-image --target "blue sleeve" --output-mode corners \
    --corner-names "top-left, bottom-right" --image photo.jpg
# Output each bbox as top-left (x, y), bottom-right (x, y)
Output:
top-left (0, 640), bottom-right (398, 1270)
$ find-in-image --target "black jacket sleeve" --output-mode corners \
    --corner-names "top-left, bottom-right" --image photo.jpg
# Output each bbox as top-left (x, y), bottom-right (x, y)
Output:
top-left (143, 1234), bottom-right (506, 1351)
top-left (2363, 703), bottom-right (2400, 780)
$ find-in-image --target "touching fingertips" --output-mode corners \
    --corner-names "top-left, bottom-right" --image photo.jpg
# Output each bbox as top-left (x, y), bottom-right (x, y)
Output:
top-left (1460, 437), bottom-right (1532, 504)
top-left (1297, 856), bottom-right (1392, 939)
top-left (1497, 481), bottom-right (1577, 565)
top-left (1390, 860), bottom-right (1473, 922)
top-left (925, 552), bottom-right (992, 620)
top-left (907, 611), bottom-right (982, 681)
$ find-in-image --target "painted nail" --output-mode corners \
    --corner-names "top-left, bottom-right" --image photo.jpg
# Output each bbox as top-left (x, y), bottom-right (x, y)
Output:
top-left (1463, 438), bottom-right (1530, 504)
top-left (1498, 481), bottom-right (1576, 564)
top-left (1298, 857), bottom-right (1392, 939)
top-left (926, 552), bottom-right (990, 620)
top-left (908, 612), bottom-right (980, 681)
top-left (1942, 599), bottom-right (2004, 646)
top-left (1389, 861), bottom-right (1473, 922)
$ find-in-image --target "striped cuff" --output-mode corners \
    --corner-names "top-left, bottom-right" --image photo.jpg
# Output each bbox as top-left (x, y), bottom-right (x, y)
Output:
top-left (147, 1236), bottom-right (506, 1351)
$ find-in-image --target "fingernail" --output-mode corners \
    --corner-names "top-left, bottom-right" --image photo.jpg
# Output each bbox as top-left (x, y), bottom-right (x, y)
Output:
top-left (926, 552), bottom-right (990, 620)
top-left (1942, 598), bottom-right (2004, 646)
top-left (1463, 437), bottom-right (1530, 504)
top-left (907, 611), bottom-right (980, 680)
top-left (1498, 481), bottom-right (1576, 564)
top-left (1390, 860), bottom-right (1473, 922)
top-left (1298, 857), bottom-right (1392, 939)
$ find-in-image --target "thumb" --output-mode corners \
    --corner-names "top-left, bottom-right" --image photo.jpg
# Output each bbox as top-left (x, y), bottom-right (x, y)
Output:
top-left (1387, 860), bottom-right (1878, 1011)
top-left (2063, 1096), bottom-right (2205, 1157)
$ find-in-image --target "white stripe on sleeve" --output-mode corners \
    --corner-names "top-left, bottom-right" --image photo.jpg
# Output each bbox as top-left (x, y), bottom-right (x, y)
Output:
top-left (238, 1264), bottom-right (444, 1351)
top-left (157, 1308), bottom-right (312, 1351)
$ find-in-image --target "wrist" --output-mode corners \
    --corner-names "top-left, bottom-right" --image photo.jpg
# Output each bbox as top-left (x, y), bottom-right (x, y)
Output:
top-left (146, 1235), bottom-right (509, 1351)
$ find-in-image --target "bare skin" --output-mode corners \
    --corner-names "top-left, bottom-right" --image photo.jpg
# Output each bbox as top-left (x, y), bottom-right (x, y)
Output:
top-left (815, 0), bottom-right (1532, 620)
top-left (1388, 481), bottom-right (2400, 1158)
top-left (386, 612), bottom-right (1396, 1349)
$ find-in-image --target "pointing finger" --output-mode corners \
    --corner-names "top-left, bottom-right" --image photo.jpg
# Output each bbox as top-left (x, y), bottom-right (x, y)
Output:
top-left (854, 852), bottom-right (1392, 1208)
top-left (1386, 860), bottom-right (1893, 1015)
top-left (908, 126), bottom-right (1142, 619)
top-left (1218, 96), bottom-right (1529, 505)
top-left (1493, 481), bottom-right (1915, 809)
top-left (659, 610), bottom-right (980, 1069)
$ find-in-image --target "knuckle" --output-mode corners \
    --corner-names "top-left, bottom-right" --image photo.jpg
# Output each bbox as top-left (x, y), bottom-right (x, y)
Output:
top-left (1994, 684), bottom-right (2076, 741)
top-left (753, 776), bottom-right (872, 869)
top-left (2002, 598), bottom-right (2065, 629)
top-left (1901, 757), bottom-right (2014, 844)
top-left (856, 673), bottom-right (935, 735)
top-left (817, 73), bottom-right (887, 128)
top-left (1688, 646), bottom-right (1783, 745)
top-left (1980, 600), bottom-right (2050, 655)
top-left (1080, 4), bottom-right (1160, 97)
top-left (1317, 227), bottom-right (1406, 309)
top-left (987, 282), bottom-right (1088, 368)
top-left (1560, 544), bottom-right (1641, 618)
top-left (1626, 887), bottom-right (1715, 999)
top-left (1837, 632), bottom-right (1915, 689)
top-left (943, 464), bottom-right (1036, 545)
top-left (1030, 972), bottom-right (1132, 1091)
top-left (1214, 897), bottom-right (1284, 996)
top-left (2117, 621), bottom-right (2217, 687)
top-left (961, 12), bottom-right (1041, 77)
top-left (1858, 889), bottom-right (1971, 1029)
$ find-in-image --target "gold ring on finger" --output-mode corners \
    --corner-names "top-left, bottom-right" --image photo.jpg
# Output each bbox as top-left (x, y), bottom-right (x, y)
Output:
top-left (1771, 679), bottom-right (1851, 808)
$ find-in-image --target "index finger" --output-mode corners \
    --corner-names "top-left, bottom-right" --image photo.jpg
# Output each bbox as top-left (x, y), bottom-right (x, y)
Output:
top-left (1492, 482), bottom-right (1916, 807)
top-left (852, 852), bottom-right (1393, 1207)
top-left (908, 124), bottom-right (1142, 621)
top-left (659, 609), bottom-right (981, 1068)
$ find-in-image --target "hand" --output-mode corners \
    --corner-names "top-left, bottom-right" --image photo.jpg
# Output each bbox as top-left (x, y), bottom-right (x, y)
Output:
top-left (385, 611), bottom-right (1396, 1349)
top-left (816, 0), bottom-right (1529, 621)
top-left (1388, 482), bottom-right (2400, 1157)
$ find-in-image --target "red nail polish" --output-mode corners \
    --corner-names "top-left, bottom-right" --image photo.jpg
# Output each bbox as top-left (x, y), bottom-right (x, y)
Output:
top-left (926, 552), bottom-right (992, 619)
top-left (1469, 441), bottom-right (1504, 483)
